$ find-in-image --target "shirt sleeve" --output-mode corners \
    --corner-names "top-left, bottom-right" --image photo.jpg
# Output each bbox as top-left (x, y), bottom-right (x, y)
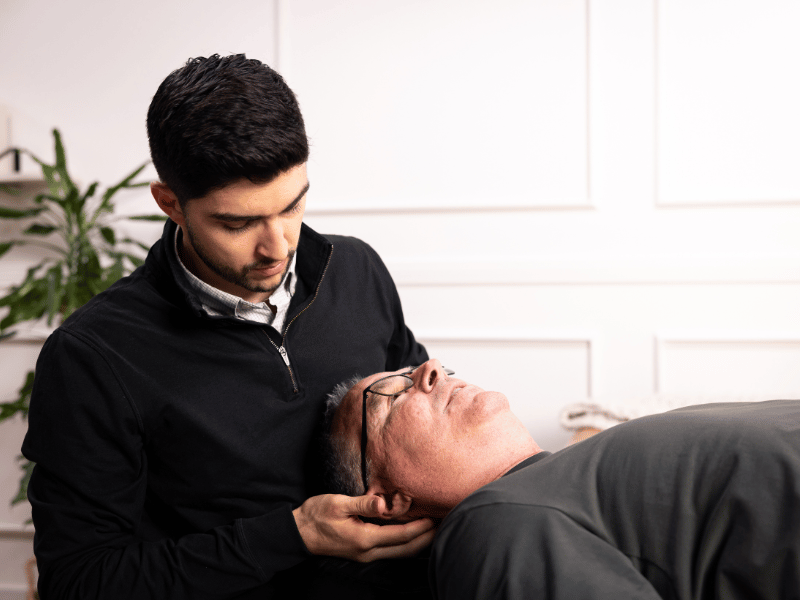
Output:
top-left (22, 330), bottom-right (310, 600)
top-left (431, 503), bottom-right (667, 600)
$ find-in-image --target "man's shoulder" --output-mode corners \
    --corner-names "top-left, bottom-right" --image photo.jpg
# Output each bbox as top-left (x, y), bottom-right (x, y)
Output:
top-left (56, 262), bottom-right (175, 345)
top-left (322, 232), bottom-right (381, 260)
top-left (443, 458), bottom-right (561, 526)
top-left (609, 400), bottom-right (800, 449)
top-left (437, 472), bottom-right (569, 558)
top-left (305, 229), bottom-right (394, 284)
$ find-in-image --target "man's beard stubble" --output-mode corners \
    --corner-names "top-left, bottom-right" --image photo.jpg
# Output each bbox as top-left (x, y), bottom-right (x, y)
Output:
top-left (183, 222), bottom-right (296, 296)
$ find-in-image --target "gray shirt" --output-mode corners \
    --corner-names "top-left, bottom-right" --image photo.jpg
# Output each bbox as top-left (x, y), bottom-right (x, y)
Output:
top-left (431, 400), bottom-right (800, 599)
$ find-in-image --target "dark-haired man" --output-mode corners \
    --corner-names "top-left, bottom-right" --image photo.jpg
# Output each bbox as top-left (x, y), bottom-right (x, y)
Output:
top-left (23, 55), bottom-right (432, 600)
top-left (326, 359), bottom-right (800, 599)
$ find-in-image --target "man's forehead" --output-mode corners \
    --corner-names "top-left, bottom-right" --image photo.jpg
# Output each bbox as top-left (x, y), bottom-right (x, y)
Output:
top-left (338, 368), bottom-right (402, 430)
top-left (346, 371), bottom-right (388, 407)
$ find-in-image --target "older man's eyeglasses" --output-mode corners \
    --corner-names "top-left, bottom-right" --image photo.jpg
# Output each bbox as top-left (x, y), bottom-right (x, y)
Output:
top-left (360, 365), bottom-right (454, 494)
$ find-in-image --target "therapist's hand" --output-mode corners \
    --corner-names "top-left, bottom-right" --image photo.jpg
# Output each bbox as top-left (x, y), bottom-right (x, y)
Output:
top-left (293, 493), bottom-right (435, 562)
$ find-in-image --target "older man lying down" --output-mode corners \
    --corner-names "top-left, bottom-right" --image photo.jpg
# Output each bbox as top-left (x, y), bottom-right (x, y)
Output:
top-left (324, 359), bottom-right (800, 600)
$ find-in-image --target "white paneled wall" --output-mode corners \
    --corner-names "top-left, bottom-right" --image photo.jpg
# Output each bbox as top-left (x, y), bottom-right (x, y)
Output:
top-left (299, 0), bottom-right (800, 438)
top-left (279, 0), bottom-right (590, 210)
top-left (657, 0), bottom-right (800, 205)
top-left (2, 0), bottom-right (800, 594)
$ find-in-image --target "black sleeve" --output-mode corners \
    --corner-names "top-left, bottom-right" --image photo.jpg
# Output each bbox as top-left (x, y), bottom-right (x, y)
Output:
top-left (22, 331), bottom-right (309, 600)
top-left (386, 303), bottom-right (428, 371)
top-left (363, 243), bottom-right (428, 370)
top-left (430, 504), bottom-right (664, 600)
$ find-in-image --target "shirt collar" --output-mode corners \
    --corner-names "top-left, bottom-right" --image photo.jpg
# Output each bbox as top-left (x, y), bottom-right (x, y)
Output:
top-left (172, 226), bottom-right (297, 324)
top-left (502, 451), bottom-right (551, 477)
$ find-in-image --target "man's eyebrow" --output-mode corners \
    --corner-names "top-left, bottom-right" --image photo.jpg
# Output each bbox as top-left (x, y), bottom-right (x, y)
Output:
top-left (367, 390), bottom-right (384, 411)
top-left (210, 182), bottom-right (310, 221)
top-left (211, 213), bottom-right (261, 223)
top-left (281, 182), bottom-right (310, 214)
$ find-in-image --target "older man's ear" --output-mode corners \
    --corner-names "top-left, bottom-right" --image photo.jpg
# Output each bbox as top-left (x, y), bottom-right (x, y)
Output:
top-left (370, 490), bottom-right (414, 522)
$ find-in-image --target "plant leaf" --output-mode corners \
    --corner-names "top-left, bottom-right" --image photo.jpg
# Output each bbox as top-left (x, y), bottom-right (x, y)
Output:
top-left (0, 261), bottom-right (52, 330)
top-left (0, 396), bottom-right (27, 420)
top-left (52, 129), bottom-right (77, 190)
top-left (23, 223), bottom-right (57, 236)
top-left (0, 242), bottom-right (14, 258)
top-left (0, 261), bottom-right (48, 304)
top-left (96, 162), bottom-right (150, 220)
top-left (102, 258), bottom-right (124, 289)
top-left (45, 265), bottom-right (63, 325)
top-left (120, 238), bottom-right (151, 252)
top-left (63, 187), bottom-right (81, 216)
top-left (32, 192), bottom-right (65, 207)
top-left (11, 456), bottom-right (34, 506)
top-left (122, 253), bottom-right (145, 268)
top-left (100, 227), bottom-right (116, 245)
top-left (104, 162), bottom-right (149, 198)
top-left (0, 371), bottom-right (35, 421)
top-left (81, 181), bottom-right (98, 204)
top-left (0, 277), bottom-right (51, 329)
top-left (0, 206), bottom-right (46, 219)
top-left (126, 214), bottom-right (167, 221)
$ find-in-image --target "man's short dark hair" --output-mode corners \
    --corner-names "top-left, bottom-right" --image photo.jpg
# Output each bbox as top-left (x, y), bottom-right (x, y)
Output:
top-left (147, 54), bottom-right (309, 206)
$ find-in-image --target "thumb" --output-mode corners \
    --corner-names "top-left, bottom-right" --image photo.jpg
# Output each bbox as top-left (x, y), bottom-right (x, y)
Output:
top-left (351, 493), bottom-right (387, 518)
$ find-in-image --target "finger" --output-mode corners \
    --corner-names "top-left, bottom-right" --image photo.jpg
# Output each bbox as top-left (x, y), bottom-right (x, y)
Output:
top-left (347, 493), bottom-right (386, 518)
top-left (360, 517), bottom-right (436, 547)
top-left (359, 527), bottom-right (436, 562)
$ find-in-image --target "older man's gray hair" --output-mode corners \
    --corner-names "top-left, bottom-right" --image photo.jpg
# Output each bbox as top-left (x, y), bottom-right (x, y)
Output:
top-left (323, 375), bottom-right (369, 497)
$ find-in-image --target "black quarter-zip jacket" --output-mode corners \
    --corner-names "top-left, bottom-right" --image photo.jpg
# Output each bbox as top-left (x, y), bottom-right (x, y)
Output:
top-left (23, 219), bottom-right (428, 600)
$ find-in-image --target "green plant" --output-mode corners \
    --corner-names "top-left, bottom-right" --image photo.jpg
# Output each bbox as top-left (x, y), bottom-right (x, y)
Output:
top-left (0, 129), bottom-right (165, 509)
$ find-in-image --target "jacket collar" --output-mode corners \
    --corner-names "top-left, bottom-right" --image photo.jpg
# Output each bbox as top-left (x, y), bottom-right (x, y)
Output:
top-left (146, 219), bottom-right (333, 321)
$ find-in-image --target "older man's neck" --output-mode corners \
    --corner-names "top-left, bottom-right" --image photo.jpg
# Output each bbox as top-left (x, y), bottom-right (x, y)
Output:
top-left (498, 446), bottom-right (542, 479)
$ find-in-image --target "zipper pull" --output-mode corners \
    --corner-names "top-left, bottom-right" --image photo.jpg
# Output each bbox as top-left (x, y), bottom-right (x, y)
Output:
top-left (278, 346), bottom-right (291, 366)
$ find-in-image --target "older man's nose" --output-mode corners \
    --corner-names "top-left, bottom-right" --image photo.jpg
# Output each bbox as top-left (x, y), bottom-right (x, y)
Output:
top-left (417, 359), bottom-right (446, 392)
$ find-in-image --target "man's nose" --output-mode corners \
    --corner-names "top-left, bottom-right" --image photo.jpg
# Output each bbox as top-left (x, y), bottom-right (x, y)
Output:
top-left (256, 220), bottom-right (288, 259)
top-left (415, 359), bottom-right (446, 392)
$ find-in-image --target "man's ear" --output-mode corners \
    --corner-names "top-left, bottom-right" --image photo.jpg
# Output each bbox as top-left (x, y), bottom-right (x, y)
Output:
top-left (151, 182), bottom-right (186, 226)
top-left (371, 490), bottom-right (413, 521)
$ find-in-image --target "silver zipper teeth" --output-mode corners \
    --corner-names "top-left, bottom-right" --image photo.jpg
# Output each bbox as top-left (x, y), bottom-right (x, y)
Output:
top-left (264, 246), bottom-right (334, 394)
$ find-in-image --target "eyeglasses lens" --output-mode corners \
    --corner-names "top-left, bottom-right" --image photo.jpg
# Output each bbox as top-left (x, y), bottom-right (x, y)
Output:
top-left (370, 375), bottom-right (412, 396)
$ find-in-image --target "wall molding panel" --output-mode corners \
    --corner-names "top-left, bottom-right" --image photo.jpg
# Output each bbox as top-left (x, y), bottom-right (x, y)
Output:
top-left (0, 526), bottom-right (34, 541)
top-left (654, 0), bottom-right (800, 207)
top-left (416, 329), bottom-right (595, 399)
top-left (279, 0), bottom-right (592, 212)
top-left (6, 257), bottom-right (799, 295)
top-left (389, 256), bottom-right (800, 286)
top-left (304, 197), bottom-right (594, 215)
top-left (655, 333), bottom-right (800, 397)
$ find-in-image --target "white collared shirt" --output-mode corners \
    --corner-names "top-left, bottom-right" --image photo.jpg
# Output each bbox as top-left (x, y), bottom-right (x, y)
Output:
top-left (174, 228), bottom-right (297, 332)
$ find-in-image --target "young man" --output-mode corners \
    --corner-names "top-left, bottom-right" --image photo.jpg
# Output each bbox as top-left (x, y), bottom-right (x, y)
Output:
top-left (326, 359), bottom-right (800, 599)
top-left (23, 54), bottom-right (433, 600)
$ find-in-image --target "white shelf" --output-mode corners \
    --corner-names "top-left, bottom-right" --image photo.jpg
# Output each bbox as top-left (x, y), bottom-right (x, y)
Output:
top-left (0, 523), bottom-right (34, 539)
top-left (0, 172), bottom-right (45, 186)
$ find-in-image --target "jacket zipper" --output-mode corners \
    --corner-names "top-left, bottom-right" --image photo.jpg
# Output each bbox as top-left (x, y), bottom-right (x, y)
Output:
top-left (263, 247), bottom-right (334, 394)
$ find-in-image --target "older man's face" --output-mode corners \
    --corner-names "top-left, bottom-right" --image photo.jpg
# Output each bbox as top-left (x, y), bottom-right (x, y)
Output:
top-left (333, 359), bottom-right (535, 517)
